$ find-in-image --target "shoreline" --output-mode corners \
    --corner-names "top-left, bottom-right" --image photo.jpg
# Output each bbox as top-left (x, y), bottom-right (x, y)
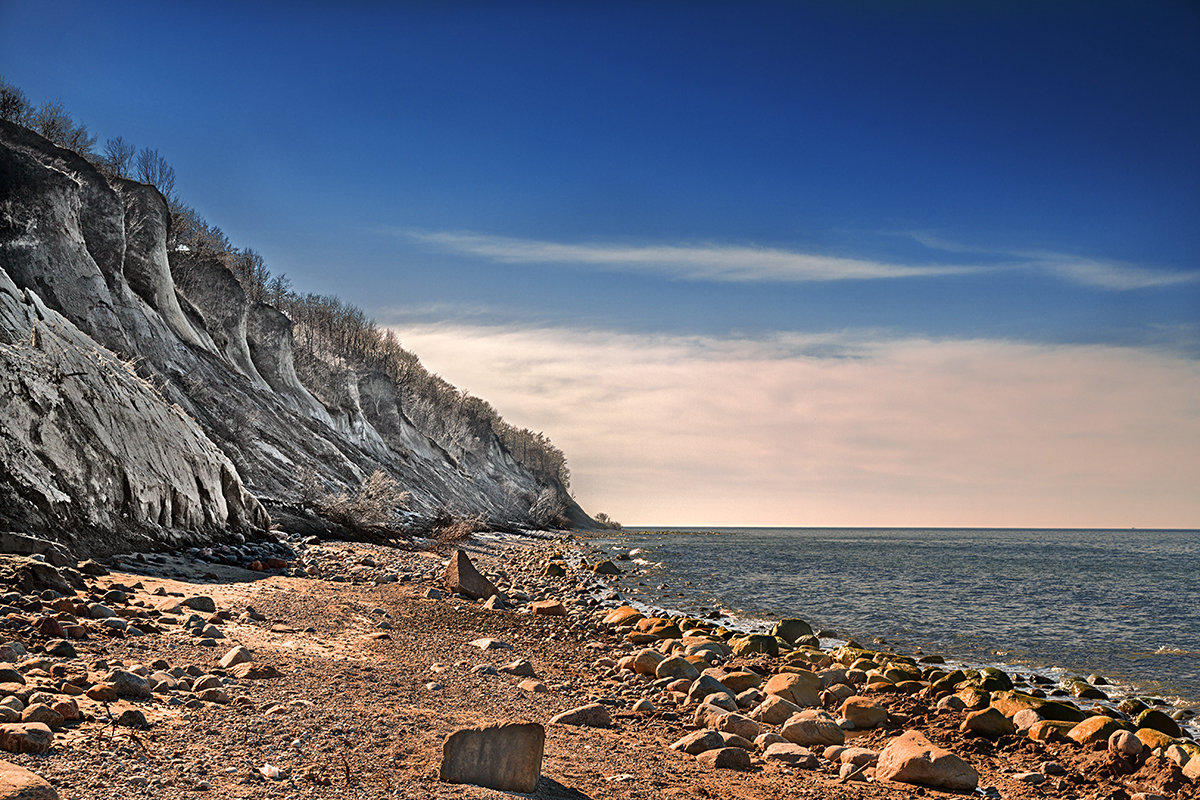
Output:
top-left (579, 528), bottom-right (1200, 727)
top-left (0, 530), bottom-right (1195, 798)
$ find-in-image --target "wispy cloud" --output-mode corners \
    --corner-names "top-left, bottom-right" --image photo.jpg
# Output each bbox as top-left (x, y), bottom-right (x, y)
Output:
top-left (386, 322), bottom-right (1200, 528)
top-left (905, 231), bottom-right (1200, 290)
top-left (402, 230), bottom-right (977, 282)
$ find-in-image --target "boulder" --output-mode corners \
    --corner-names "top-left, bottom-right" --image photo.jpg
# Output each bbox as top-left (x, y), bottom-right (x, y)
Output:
top-left (218, 645), bottom-right (253, 669)
top-left (592, 560), bottom-right (622, 575)
top-left (671, 729), bottom-right (725, 755)
top-left (1028, 720), bottom-right (1075, 741)
top-left (1184, 754), bottom-right (1200, 781)
top-left (731, 634), bottom-right (778, 657)
top-left (875, 730), bottom-right (978, 791)
top-left (695, 747), bottom-right (751, 770)
top-left (629, 649), bottom-right (665, 676)
top-left (530, 600), bottom-right (566, 616)
top-left (602, 606), bottom-right (643, 626)
top-left (0, 759), bottom-right (57, 799)
top-left (439, 721), bottom-right (544, 793)
top-left (686, 675), bottom-right (733, 705)
top-left (1067, 716), bottom-right (1123, 746)
top-left (771, 618), bottom-right (814, 644)
top-left (763, 671), bottom-right (820, 708)
top-left (1134, 727), bottom-right (1178, 751)
top-left (763, 742), bottom-right (819, 768)
top-left (444, 551), bottom-right (498, 600)
top-left (0, 723), bottom-right (52, 754)
top-left (655, 656), bottom-right (700, 682)
top-left (720, 670), bottom-right (762, 693)
top-left (1108, 730), bottom-right (1144, 757)
top-left (1135, 708), bottom-right (1182, 738)
top-left (960, 707), bottom-right (1016, 740)
top-left (714, 712), bottom-right (760, 741)
top-left (781, 714), bottom-right (845, 747)
top-left (749, 694), bottom-right (803, 725)
top-left (550, 703), bottom-right (610, 728)
top-left (840, 696), bottom-right (887, 729)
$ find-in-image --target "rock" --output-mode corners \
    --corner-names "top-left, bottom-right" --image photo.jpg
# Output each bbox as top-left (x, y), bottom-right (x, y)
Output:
top-left (671, 729), bottom-right (725, 755)
top-left (1183, 754), bottom-right (1200, 781)
top-left (840, 695), bottom-right (887, 729)
top-left (499, 659), bottom-right (537, 677)
top-left (1015, 771), bottom-right (1045, 785)
top-left (0, 759), bottom-right (58, 799)
top-left (655, 656), bottom-right (700, 682)
top-left (482, 595), bottom-right (506, 610)
top-left (720, 670), bottom-right (762, 693)
top-left (542, 562), bottom-right (566, 577)
top-left (875, 730), bottom-right (978, 791)
top-left (0, 668), bottom-right (23, 686)
top-left (960, 707), bottom-right (1016, 740)
top-left (592, 561), bottom-right (622, 575)
top-left (85, 684), bottom-right (117, 702)
top-left (469, 638), bottom-right (510, 651)
top-left (764, 671), bottom-right (820, 708)
top-left (771, 618), bottom-right (814, 644)
top-left (1135, 708), bottom-right (1183, 738)
top-left (550, 703), bottom-right (610, 728)
top-left (218, 645), bottom-right (252, 669)
top-left (631, 699), bottom-right (655, 712)
top-left (197, 688), bottom-right (230, 704)
top-left (530, 600), bottom-right (566, 616)
top-left (1028, 720), bottom-right (1075, 741)
top-left (107, 670), bottom-right (151, 699)
top-left (750, 694), bottom-right (803, 725)
top-left (686, 674), bottom-right (733, 705)
top-left (1011, 708), bottom-right (1042, 731)
top-left (601, 606), bottom-right (642, 626)
top-left (1109, 729), bottom-right (1144, 757)
top-left (518, 679), bottom-right (547, 693)
top-left (182, 596), bottom-right (217, 613)
top-left (115, 709), bottom-right (148, 728)
top-left (693, 747), bottom-right (750, 771)
top-left (439, 721), bottom-right (544, 794)
top-left (18, 706), bottom-right (62, 729)
top-left (229, 663), bottom-right (282, 680)
top-left (1134, 727), bottom-right (1178, 751)
top-left (44, 640), bottom-right (75, 659)
top-left (936, 694), bottom-right (966, 712)
top-left (0, 723), bottom-right (52, 754)
top-left (423, 588), bottom-right (442, 600)
top-left (763, 742), bottom-right (819, 768)
top-left (781, 715), bottom-right (845, 747)
top-left (714, 712), bottom-right (760, 741)
top-left (731, 634), bottom-right (778, 657)
top-left (444, 551), bottom-right (499, 600)
top-left (1067, 715), bottom-right (1123, 745)
top-left (629, 649), bottom-right (665, 676)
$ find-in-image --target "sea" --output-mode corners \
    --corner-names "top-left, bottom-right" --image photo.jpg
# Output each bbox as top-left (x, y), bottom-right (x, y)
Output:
top-left (585, 527), bottom-right (1200, 717)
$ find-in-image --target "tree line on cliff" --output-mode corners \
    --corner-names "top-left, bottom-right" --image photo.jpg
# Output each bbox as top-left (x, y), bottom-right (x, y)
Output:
top-left (0, 77), bottom-right (578, 500)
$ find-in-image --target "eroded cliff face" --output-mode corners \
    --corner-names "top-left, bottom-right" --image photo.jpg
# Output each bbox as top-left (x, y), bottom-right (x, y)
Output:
top-left (0, 120), bottom-right (586, 554)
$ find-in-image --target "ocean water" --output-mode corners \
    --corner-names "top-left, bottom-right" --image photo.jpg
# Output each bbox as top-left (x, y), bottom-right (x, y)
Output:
top-left (587, 527), bottom-right (1200, 709)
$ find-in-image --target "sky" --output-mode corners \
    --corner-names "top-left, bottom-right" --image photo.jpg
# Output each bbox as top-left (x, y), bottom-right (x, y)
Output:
top-left (3, 1), bottom-right (1198, 527)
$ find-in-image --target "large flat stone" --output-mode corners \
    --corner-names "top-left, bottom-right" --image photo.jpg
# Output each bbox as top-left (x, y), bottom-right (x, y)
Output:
top-left (439, 721), bottom-right (544, 793)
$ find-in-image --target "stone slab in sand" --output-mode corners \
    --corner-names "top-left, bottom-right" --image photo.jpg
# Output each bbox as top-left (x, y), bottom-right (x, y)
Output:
top-left (439, 721), bottom-right (544, 793)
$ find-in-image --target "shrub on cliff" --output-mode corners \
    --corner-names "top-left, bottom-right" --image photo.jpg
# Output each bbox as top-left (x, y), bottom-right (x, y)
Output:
top-left (303, 469), bottom-right (411, 531)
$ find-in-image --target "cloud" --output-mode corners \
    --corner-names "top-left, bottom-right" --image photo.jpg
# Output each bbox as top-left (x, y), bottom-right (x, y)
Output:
top-left (905, 231), bottom-right (1200, 290)
top-left (402, 230), bottom-right (977, 282)
top-left (387, 322), bottom-right (1200, 528)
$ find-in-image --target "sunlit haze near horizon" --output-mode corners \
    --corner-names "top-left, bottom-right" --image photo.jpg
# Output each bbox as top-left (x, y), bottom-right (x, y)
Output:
top-left (3, 1), bottom-right (1198, 527)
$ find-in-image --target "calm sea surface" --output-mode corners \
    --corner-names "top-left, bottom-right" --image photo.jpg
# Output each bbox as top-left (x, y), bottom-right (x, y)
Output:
top-left (587, 528), bottom-right (1200, 707)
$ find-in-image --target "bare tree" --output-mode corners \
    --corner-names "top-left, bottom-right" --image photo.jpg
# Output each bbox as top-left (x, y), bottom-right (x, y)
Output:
top-left (0, 76), bottom-right (31, 123)
top-left (102, 136), bottom-right (136, 178)
top-left (135, 147), bottom-right (176, 201)
top-left (29, 99), bottom-right (96, 155)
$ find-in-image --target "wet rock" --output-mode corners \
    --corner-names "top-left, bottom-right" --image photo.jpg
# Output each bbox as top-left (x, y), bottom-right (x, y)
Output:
top-left (1067, 715), bottom-right (1123, 745)
top-left (696, 747), bottom-right (751, 770)
top-left (1135, 708), bottom-right (1182, 738)
top-left (875, 729), bottom-right (978, 791)
top-left (770, 618), bottom-right (814, 644)
top-left (439, 721), bottom-right (544, 793)
top-left (550, 703), bottom-right (610, 728)
top-left (0, 759), bottom-right (58, 799)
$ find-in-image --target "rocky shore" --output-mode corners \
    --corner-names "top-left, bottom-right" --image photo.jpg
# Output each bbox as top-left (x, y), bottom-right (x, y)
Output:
top-left (0, 530), bottom-right (1196, 799)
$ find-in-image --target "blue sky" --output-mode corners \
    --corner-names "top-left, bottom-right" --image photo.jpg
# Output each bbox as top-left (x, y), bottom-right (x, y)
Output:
top-left (3, 1), bottom-right (1198, 526)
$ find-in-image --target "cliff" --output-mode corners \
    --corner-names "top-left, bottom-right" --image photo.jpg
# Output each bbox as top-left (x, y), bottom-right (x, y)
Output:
top-left (0, 120), bottom-right (590, 556)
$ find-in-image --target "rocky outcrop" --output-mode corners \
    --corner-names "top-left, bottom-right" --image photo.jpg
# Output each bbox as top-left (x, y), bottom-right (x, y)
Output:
top-left (0, 266), bottom-right (267, 553)
top-left (0, 119), bottom-right (587, 553)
